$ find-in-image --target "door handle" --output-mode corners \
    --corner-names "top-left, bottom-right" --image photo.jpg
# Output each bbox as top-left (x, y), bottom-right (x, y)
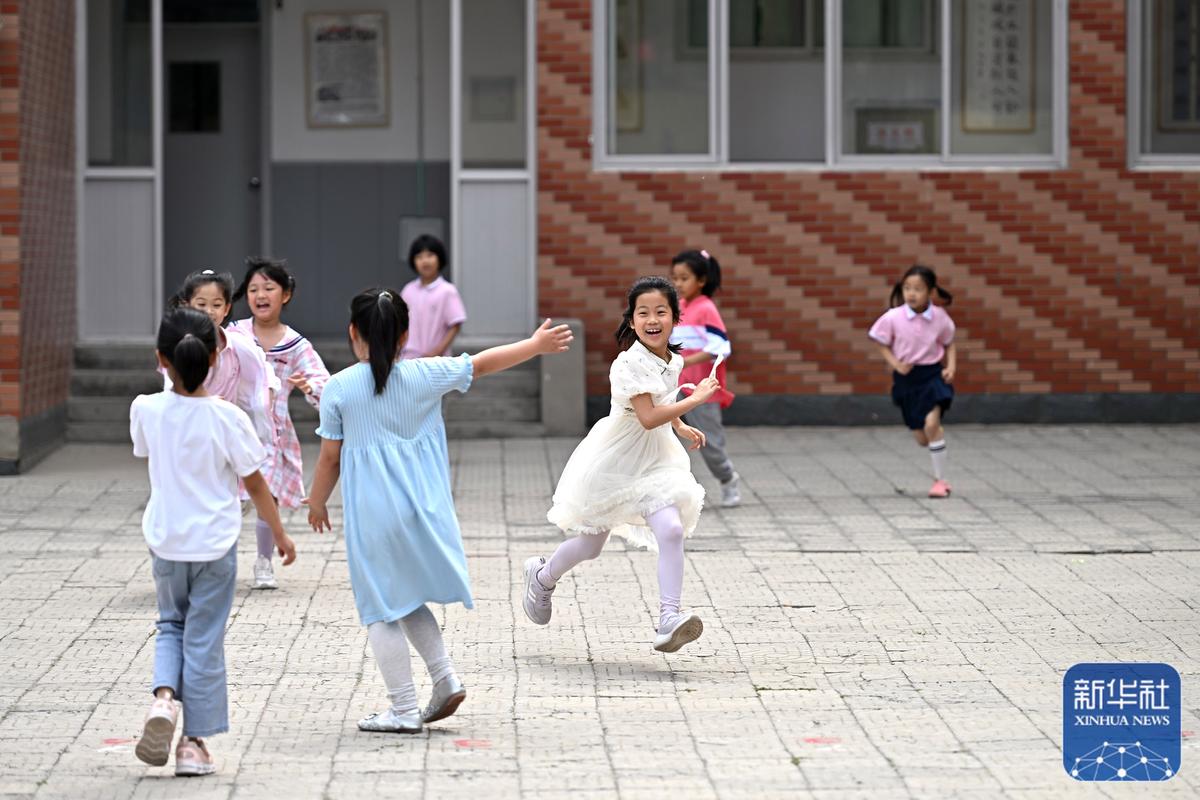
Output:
top-left (249, 177), bottom-right (262, 189)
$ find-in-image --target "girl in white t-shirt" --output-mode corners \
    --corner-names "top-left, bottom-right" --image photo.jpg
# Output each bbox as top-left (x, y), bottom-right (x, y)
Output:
top-left (130, 308), bottom-right (296, 777)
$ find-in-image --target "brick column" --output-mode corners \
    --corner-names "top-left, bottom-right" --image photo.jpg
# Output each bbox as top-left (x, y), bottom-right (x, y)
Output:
top-left (0, 0), bottom-right (77, 473)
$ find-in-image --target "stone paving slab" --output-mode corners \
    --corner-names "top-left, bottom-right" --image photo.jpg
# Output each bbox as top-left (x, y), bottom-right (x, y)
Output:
top-left (0, 426), bottom-right (1198, 798)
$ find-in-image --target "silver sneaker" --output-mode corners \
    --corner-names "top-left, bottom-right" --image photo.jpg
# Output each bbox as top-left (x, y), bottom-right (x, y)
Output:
top-left (521, 556), bottom-right (555, 625)
top-left (653, 611), bottom-right (704, 653)
top-left (422, 675), bottom-right (467, 723)
top-left (720, 472), bottom-right (742, 508)
top-left (252, 556), bottom-right (277, 590)
top-left (358, 708), bottom-right (422, 734)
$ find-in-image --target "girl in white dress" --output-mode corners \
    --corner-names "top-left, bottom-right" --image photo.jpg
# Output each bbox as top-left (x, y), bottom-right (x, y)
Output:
top-left (521, 276), bottom-right (721, 653)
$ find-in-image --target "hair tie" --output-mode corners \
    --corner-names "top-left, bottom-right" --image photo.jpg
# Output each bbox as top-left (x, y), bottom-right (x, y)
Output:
top-left (700, 249), bottom-right (710, 260)
top-left (201, 269), bottom-right (215, 275)
top-left (378, 290), bottom-right (392, 302)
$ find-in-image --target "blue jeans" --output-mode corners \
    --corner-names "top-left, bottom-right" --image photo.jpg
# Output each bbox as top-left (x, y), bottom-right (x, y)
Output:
top-left (151, 544), bottom-right (237, 738)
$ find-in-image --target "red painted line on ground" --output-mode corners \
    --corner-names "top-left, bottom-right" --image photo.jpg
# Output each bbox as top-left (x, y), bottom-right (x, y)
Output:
top-left (454, 739), bottom-right (492, 749)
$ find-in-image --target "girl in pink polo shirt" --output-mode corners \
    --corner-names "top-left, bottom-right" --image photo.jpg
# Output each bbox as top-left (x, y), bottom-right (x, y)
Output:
top-left (670, 249), bottom-right (741, 507)
top-left (401, 235), bottom-right (467, 360)
top-left (868, 265), bottom-right (958, 498)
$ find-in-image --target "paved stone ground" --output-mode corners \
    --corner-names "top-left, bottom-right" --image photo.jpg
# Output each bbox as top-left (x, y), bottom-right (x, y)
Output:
top-left (1, 425), bottom-right (1199, 799)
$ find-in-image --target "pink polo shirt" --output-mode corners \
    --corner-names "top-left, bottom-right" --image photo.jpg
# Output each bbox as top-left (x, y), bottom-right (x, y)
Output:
top-left (400, 276), bottom-right (467, 359)
top-left (868, 304), bottom-right (956, 366)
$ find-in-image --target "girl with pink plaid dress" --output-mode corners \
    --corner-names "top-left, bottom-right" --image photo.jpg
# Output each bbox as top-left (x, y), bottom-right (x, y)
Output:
top-left (230, 258), bottom-right (330, 589)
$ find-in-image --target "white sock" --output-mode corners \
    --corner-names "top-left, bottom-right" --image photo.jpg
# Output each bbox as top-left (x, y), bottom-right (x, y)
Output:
top-left (400, 605), bottom-right (456, 685)
top-left (928, 439), bottom-right (947, 481)
top-left (366, 621), bottom-right (418, 714)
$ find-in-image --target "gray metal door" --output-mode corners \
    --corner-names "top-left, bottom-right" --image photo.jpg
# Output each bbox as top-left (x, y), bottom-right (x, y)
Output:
top-left (163, 25), bottom-right (260, 297)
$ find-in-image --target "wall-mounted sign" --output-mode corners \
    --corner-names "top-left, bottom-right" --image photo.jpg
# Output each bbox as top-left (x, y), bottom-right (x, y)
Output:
top-left (962, 0), bottom-right (1035, 133)
top-left (305, 11), bottom-right (389, 128)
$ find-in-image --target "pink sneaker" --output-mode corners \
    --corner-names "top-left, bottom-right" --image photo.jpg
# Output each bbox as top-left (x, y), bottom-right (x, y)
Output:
top-left (928, 480), bottom-right (952, 498)
top-left (174, 737), bottom-right (216, 777)
top-left (134, 696), bottom-right (178, 767)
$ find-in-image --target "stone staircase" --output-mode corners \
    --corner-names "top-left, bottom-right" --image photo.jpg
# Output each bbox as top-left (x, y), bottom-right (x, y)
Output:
top-left (68, 337), bottom-right (552, 444)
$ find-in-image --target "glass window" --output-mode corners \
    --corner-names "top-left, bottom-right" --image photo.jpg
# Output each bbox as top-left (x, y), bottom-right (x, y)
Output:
top-left (728, 1), bottom-right (825, 161)
top-left (608, 0), bottom-right (710, 156)
top-left (841, 0), bottom-right (940, 156)
top-left (950, 0), bottom-right (1054, 157)
top-left (1140, 0), bottom-right (1200, 155)
top-left (169, 63), bottom-right (221, 133)
top-left (461, 0), bottom-right (527, 168)
top-left (87, 0), bottom-right (152, 167)
top-left (815, 0), bottom-right (932, 50)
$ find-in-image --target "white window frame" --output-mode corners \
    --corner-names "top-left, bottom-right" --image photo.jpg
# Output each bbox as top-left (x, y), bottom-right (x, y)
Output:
top-left (1127, 0), bottom-right (1200, 169)
top-left (593, 0), bottom-right (1069, 172)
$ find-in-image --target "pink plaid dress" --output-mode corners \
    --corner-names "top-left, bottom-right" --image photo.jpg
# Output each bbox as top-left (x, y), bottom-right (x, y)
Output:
top-left (230, 319), bottom-right (329, 508)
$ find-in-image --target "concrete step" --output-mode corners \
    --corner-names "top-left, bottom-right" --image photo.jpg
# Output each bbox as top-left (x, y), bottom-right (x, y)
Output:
top-left (75, 343), bottom-right (156, 371)
top-left (72, 385), bottom-right (542, 425)
top-left (67, 421), bottom-right (131, 444)
top-left (72, 368), bottom-right (163, 396)
top-left (288, 388), bottom-right (539, 424)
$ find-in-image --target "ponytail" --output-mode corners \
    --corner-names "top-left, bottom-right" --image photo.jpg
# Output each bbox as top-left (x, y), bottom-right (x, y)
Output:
top-left (890, 264), bottom-right (953, 308)
top-left (349, 287), bottom-right (409, 394)
top-left (156, 307), bottom-right (217, 393)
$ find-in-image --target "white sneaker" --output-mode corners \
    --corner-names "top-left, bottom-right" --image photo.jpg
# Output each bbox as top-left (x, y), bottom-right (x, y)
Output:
top-left (653, 611), bottom-right (704, 653)
top-left (720, 472), bottom-right (742, 508)
top-left (252, 556), bottom-right (277, 590)
top-left (521, 556), bottom-right (555, 625)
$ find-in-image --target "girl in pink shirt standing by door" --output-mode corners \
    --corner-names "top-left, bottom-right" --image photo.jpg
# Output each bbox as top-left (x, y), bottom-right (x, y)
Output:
top-left (868, 265), bottom-right (958, 498)
top-left (400, 235), bottom-right (467, 359)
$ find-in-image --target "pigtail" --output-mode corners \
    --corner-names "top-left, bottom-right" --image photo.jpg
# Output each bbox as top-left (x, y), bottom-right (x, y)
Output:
top-left (234, 257), bottom-right (294, 303)
top-left (614, 316), bottom-right (638, 350)
top-left (890, 264), bottom-right (951, 308)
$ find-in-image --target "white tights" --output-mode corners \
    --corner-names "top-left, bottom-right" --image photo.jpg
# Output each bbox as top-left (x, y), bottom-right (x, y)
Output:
top-left (539, 505), bottom-right (686, 625)
top-left (366, 605), bottom-right (455, 714)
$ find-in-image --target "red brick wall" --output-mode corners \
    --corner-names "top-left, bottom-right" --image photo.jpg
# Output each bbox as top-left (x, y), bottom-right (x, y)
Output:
top-left (0, 3), bottom-right (19, 421)
top-left (537, 0), bottom-right (1200, 399)
top-left (18, 0), bottom-right (76, 422)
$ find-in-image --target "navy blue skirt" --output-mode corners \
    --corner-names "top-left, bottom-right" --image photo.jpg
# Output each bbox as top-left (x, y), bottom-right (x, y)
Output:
top-left (892, 363), bottom-right (954, 430)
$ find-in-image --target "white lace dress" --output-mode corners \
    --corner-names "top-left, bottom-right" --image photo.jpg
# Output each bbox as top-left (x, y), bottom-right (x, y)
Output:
top-left (547, 342), bottom-right (705, 550)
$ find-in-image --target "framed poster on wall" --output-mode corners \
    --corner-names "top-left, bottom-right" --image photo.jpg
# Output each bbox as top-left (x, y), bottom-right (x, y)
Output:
top-left (305, 11), bottom-right (389, 128)
top-left (961, 0), bottom-right (1036, 133)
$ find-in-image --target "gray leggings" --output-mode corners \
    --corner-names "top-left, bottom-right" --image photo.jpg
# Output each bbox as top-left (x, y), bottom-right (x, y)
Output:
top-left (683, 402), bottom-right (735, 483)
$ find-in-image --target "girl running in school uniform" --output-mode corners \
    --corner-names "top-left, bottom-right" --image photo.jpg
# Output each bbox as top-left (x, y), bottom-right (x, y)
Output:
top-left (868, 265), bottom-right (958, 498)
top-left (305, 288), bottom-right (572, 734)
top-left (400, 235), bottom-right (467, 359)
top-left (523, 276), bottom-right (719, 653)
top-left (132, 308), bottom-right (295, 776)
top-left (164, 269), bottom-right (278, 450)
top-left (230, 258), bottom-right (330, 589)
top-left (670, 249), bottom-right (741, 507)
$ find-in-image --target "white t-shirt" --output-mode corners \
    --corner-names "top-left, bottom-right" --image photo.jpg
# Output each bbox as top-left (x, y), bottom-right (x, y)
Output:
top-left (130, 390), bottom-right (267, 561)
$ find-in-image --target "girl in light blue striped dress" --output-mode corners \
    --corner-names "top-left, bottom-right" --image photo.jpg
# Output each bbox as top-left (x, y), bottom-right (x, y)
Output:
top-left (304, 287), bottom-right (572, 735)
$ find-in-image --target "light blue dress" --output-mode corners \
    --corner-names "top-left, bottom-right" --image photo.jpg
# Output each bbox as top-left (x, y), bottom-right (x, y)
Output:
top-left (316, 355), bottom-right (474, 626)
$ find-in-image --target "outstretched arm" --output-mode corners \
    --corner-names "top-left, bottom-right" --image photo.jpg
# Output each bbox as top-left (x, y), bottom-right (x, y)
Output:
top-left (471, 319), bottom-right (573, 379)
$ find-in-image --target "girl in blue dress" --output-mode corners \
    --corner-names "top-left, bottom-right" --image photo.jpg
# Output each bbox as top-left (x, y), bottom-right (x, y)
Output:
top-left (304, 288), bottom-right (572, 734)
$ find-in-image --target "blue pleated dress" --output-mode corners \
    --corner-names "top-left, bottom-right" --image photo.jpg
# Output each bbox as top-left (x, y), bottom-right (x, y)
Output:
top-left (316, 355), bottom-right (474, 626)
